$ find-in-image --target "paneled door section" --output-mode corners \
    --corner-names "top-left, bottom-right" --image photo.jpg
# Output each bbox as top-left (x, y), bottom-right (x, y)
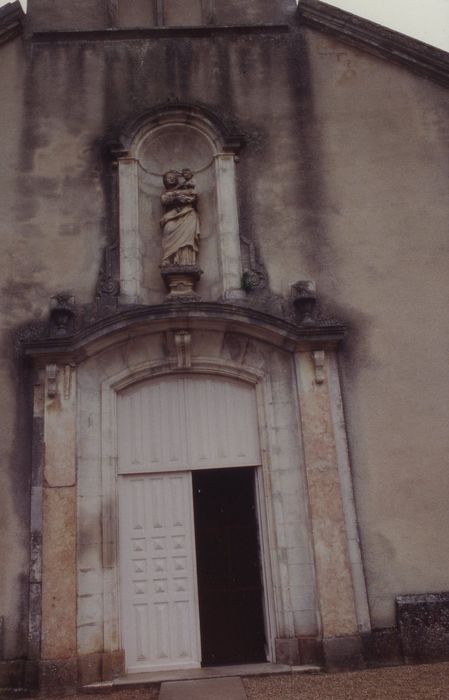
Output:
top-left (119, 473), bottom-right (201, 673)
top-left (117, 375), bottom-right (261, 474)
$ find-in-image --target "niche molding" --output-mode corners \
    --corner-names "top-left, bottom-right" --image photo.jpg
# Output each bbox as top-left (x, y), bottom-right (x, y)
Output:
top-left (109, 105), bottom-right (246, 305)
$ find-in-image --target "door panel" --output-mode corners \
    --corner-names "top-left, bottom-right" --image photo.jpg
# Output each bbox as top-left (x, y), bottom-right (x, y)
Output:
top-left (117, 375), bottom-right (260, 474)
top-left (193, 468), bottom-right (266, 665)
top-left (119, 473), bottom-right (201, 672)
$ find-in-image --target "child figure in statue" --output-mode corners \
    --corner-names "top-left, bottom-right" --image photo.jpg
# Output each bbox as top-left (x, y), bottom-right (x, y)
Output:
top-left (160, 169), bottom-right (200, 267)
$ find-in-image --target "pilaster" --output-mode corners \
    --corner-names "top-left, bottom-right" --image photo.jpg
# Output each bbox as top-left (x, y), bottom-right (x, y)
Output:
top-left (41, 365), bottom-right (77, 669)
top-left (295, 350), bottom-right (364, 668)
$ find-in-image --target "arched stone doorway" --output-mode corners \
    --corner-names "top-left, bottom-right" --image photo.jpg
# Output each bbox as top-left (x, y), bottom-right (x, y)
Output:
top-left (24, 305), bottom-right (370, 686)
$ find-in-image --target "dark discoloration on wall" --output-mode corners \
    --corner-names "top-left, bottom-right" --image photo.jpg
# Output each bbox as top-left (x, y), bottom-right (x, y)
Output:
top-left (284, 25), bottom-right (336, 303)
top-left (0, 343), bottom-right (34, 660)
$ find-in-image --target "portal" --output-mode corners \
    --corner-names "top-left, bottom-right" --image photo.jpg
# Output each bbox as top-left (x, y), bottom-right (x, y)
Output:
top-left (117, 374), bottom-right (268, 673)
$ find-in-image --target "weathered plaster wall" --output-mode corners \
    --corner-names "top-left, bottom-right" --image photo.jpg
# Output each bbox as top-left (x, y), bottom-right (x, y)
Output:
top-left (0, 36), bottom-right (30, 662)
top-left (1, 1), bottom-right (449, 662)
top-left (294, 30), bottom-right (449, 627)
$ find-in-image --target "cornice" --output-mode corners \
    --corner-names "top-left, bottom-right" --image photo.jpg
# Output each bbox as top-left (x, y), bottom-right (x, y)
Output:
top-left (30, 23), bottom-right (290, 43)
top-left (0, 1), bottom-right (24, 47)
top-left (297, 0), bottom-right (449, 89)
top-left (20, 302), bottom-right (346, 364)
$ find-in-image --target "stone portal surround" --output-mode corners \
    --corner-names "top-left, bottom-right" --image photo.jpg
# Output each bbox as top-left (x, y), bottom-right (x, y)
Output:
top-left (23, 312), bottom-right (371, 694)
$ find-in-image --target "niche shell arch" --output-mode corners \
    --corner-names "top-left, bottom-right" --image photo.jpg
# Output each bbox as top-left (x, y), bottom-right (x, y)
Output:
top-left (115, 106), bottom-right (246, 304)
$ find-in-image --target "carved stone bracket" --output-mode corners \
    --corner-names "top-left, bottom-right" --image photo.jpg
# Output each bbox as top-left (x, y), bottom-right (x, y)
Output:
top-left (46, 364), bottom-right (58, 398)
top-left (46, 363), bottom-right (75, 399)
top-left (174, 331), bottom-right (192, 368)
top-left (313, 350), bottom-right (326, 385)
top-left (160, 265), bottom-right (203, 301)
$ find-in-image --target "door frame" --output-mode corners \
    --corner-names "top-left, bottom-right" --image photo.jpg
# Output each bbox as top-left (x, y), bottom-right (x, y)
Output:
top-left (118, 465), bottom-right (275, 672)
top-left (255, 465), bottom-right (276, 663)
top-left (101, 362), bottom-right (278, 671)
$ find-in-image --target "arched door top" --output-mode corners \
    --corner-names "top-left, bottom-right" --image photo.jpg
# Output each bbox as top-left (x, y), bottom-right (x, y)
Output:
top-left (117, 373), bottom-right (261, 474)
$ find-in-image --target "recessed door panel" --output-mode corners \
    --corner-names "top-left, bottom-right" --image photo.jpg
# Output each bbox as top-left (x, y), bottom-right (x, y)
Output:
top-left (119, 472), bottom-right (201, 672)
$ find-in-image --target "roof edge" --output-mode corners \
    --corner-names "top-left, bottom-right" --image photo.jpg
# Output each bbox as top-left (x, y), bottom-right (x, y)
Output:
top-left (297, 0), bottom-right (449, 89)
top-left (0, 1), bottom-right (24, 47)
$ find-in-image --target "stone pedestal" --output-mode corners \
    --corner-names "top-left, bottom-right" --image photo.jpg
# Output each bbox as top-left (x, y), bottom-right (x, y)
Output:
top-left (160, 264), bottom-right (203, 300)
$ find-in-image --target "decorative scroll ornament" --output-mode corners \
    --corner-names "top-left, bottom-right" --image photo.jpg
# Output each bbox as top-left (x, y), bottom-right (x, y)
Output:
top-left (96, 239), bottom-right (120, 301)
top-left (240, 235), bottom-right (268, 291)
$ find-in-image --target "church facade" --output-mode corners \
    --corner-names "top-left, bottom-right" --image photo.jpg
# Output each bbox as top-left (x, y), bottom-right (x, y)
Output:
top-left (1, 0), bottom-right (449, 694)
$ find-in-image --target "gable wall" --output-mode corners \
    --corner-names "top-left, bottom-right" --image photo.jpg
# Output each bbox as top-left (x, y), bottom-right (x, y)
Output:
top-left (0, 10), bottom-right (449, 663)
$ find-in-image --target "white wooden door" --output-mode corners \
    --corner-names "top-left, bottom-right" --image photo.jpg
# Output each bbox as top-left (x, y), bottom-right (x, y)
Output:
top-left (119, 472), bottom-right (201, 673)
top-left (117, 375), bottom-right (261, 474)
top-left (117, 375), bottom-right (261, 673)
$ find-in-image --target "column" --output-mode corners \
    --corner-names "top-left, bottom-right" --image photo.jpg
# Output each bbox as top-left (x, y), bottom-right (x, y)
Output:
top-left (118, 157), bottom-right (141, 303)
top-left (215, 153), bottom-right (246, 300)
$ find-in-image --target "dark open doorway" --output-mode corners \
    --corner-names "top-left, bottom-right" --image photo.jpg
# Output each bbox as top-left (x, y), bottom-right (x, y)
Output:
top-left (192, 467), bottom-right (266, 666)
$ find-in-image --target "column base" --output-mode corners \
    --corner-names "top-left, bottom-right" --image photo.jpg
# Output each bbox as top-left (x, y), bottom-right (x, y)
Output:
top-left (40, 658), bottom-right (78, 697)
top-left (36, 650), bottom-right (125, 695)
top-left (78, 650), bottom-right (125, 687)
top-left (323, 634), bottom-right (365, 671)
top-left (275, 637), bottom-right (324, 667)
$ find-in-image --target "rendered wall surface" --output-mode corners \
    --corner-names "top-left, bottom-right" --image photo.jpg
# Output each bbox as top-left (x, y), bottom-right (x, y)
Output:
top-left (0, 0), bottom-right (449, 672)
top-left (0, 36), bottom-right (29, 663)
top-left (296, 31), bottom-right (449, 627)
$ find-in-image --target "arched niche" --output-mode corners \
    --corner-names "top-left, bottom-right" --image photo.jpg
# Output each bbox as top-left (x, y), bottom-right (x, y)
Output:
top-left (113, 106), bottom-right (246, 305)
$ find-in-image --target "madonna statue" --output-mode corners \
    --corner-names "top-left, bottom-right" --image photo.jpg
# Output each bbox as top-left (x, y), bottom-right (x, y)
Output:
top-left (160, 169), bottom-right (200, 267)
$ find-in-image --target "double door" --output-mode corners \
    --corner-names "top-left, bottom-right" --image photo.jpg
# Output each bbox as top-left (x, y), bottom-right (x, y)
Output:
top-left (119, 467), bottom-right (266, 672)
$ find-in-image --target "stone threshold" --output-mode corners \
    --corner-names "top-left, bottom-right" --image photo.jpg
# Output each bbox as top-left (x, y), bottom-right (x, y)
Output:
top-left (83, 662), bottom-right (321, 692)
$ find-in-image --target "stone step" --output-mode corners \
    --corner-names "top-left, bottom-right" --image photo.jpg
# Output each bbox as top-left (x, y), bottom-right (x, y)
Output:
top-left (159, 677), bottom-right (248, 700)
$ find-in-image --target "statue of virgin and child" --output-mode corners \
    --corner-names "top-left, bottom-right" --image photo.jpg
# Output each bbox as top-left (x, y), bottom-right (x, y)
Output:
top-left (160, 168), bottom-right (200, 267)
